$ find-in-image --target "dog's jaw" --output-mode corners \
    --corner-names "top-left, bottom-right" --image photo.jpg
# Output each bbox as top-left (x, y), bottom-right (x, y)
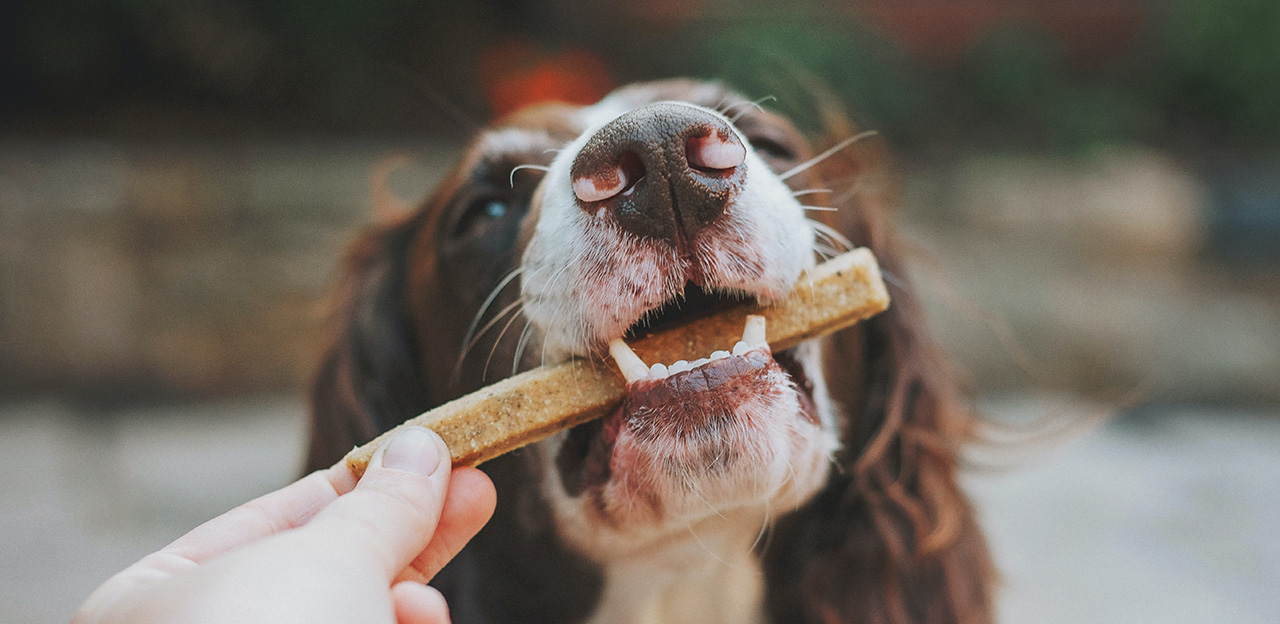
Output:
top-left (545, 338), bottom-right (838, 555)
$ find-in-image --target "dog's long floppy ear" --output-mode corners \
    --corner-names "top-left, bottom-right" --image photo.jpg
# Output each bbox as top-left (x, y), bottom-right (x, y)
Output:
top-left (760, 125), bottom-right (996, 623)
top-left (305, 213), bottom-right (434, 472)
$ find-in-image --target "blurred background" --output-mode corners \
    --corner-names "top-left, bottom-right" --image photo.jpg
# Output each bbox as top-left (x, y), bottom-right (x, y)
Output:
top-left (1, 0), bottom-right (1277, 622)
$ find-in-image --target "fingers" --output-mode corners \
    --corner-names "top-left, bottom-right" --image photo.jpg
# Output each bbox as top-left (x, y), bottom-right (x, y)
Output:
top-left (293, 427), bottom-right (453, 579)
top-left (393, 582), bottom-right (452, 624)
top-left (396, 467), bottom-right (495, 584)
top-left (162, 468), bottom-right (343, 563)
top-left (75, 460), bottom-right (356, 621)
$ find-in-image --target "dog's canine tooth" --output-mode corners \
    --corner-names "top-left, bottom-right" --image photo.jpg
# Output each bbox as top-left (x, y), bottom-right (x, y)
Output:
top-left (609, 338), bottom-right (651, 383)
top-left (742, 315), bottom-right (768, 349)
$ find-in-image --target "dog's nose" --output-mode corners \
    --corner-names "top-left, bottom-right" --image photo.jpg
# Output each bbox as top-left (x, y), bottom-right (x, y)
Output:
top-left (570, 103), bottom-right (747, 242)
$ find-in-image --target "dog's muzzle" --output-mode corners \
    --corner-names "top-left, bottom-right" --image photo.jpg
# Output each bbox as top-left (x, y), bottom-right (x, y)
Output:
top-left (569, 103), bottom-right (747, 245)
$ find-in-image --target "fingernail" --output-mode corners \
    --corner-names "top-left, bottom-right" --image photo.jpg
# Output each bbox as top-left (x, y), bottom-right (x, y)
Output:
top-left (379, 427), bottom-right (444, 476)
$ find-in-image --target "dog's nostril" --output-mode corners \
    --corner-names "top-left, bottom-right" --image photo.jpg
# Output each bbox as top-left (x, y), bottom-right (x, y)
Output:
top-left (572, 151), bottom-right (646, 203)
top-left (572, 166), bottom-right (627, 203)
top-left (617, 152), bottom-right (645, 195)
top-left (686, 131), bottom-right (745, 172)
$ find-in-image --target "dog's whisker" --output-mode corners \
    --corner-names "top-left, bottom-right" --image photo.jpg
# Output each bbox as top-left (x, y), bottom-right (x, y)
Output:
top-left (808, 219), bottom-right (854, 251)
top-left (880, 268), bottom-right (907, 291)
top-left (482, 300), bottom-right (526, 381)
top-left (537, 258), bottom-right (580, 368)
top-left (811, 226), bottom-right (842, 247)
top-left (684, 521), bottom-right (750, 572)
top-left (681, 468), bottom-right (728, 521)
top-left (457, 298), bottom-right (525, 371)
top-left (511, 316), bottom-right (535, 376)
top-left (711, 94), bottom-right (733, 115)
top-left (752, 499), bottom-right (774, 553)
top-left (727, 95), bottom-right (778, 123)
top-left (509, 164), bottom-right (551, 188)
top-left (792, 188), bottom-right (833, 198)
top-left (540, 321), bottom-right (554, 370)
top-left (459, 267), bottom-right (525, 367)
top-left (801, 205), bottom-right (839, 212)
top-left (779, 130), bottom-right (878, 181)
top-left (813, 244), bottom-right (840, 261)
top-left (809, 225), bottom-right (842, 250)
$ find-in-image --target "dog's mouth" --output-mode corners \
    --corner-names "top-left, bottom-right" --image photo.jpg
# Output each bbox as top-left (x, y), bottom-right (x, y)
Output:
top-left (556, 285), bottom-right (820, 507)
top-left (621, 282), bottom-right (745, 342)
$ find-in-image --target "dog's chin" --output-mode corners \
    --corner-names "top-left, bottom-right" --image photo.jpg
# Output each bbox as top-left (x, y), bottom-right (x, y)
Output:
top-left (551, 343), bottom-right (834, 554)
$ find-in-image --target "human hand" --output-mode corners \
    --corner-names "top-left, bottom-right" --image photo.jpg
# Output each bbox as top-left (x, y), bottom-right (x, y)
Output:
top-left (73, 427), bottom-right (496, 624)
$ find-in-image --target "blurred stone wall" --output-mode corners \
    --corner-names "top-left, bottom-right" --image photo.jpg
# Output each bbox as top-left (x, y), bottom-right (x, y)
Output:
top-left (1, 142), bottom-right (1276, 403)
top-left (0, 141), bottom-right (457, 398)
top-left (902, 150), bottom-right (1280, 404)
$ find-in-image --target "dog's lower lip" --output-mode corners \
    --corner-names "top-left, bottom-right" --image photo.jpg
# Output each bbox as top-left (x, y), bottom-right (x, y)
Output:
top-left (625, 348), bottom-right (774, 401)
top-left (557, 342), bottom-right (813, 497)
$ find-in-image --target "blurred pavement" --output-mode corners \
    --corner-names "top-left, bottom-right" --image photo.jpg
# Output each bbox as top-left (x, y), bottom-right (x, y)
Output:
top-left (1, 394), bottom-right (1275, 624)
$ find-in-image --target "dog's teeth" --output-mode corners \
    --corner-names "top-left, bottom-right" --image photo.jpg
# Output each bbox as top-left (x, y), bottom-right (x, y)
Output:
top-left (742, 315), bottom-right (768, 349)
top-left (609, 338), bottom-right (650, 383)
top-left (614, 319), bottom-right (767, 383)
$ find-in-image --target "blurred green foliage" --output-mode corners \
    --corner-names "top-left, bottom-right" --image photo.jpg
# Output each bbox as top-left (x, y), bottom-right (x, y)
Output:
top-left (699, 2), bottom-right (1280, 152)
top-left (962, 25), bottom-right (1148, 154)
top-left (2, 0), bottom-right (1278, 150)
top-left (1160, 0), bottom-right (1280, 137)
top-left (702, 18), bottom-right (929, 136)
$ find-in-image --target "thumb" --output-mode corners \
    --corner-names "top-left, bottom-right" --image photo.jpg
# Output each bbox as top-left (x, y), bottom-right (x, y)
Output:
top-left (294, 427), bottom-right (452, 579)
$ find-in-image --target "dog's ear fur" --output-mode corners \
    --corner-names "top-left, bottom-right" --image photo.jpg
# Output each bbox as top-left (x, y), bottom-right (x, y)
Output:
top-left (305, 213), bottom-right (434, 472)
top-left (760, 118), bottom-right (995, 623)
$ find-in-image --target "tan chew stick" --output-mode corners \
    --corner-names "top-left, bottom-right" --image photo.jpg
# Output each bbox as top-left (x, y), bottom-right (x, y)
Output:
top-left (344, 247), bottom-right (890, 477)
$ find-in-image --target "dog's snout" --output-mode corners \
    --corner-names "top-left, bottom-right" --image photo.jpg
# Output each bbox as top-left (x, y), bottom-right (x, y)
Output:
top-left (570, 103), bottom-right (746, 242)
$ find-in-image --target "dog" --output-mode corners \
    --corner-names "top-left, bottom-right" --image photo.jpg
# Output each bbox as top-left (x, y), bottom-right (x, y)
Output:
top-left (306, 78), bottom-right (995, 624)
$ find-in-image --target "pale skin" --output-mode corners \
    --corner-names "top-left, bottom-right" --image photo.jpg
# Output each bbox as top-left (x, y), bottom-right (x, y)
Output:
top-left (73, 427), bottom-right (496, 624)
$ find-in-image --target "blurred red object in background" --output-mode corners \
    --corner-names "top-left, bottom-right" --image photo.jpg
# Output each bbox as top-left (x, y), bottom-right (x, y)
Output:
top-left (479, 38), bottom-right (614, 117)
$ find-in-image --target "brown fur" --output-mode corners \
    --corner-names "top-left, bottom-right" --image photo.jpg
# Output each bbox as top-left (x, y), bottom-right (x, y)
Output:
top-left (306, 81), bottom-right (994, 624)
top-left (759, 107), bottom-right (995, 623)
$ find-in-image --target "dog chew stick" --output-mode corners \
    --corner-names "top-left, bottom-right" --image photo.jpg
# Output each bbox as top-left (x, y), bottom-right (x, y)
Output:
top-left (343, 247), bottom-right (890, 477)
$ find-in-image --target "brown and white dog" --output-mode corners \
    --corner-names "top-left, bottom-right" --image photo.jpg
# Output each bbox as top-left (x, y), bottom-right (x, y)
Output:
top-left (306, 79), bottom-right (995, 624)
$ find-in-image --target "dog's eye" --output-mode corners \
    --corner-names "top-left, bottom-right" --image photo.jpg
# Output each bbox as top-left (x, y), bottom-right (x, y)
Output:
top-left (747, 137), bottom-right (796, 162)
top-left (453, 196), bottom-right (509, 238)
